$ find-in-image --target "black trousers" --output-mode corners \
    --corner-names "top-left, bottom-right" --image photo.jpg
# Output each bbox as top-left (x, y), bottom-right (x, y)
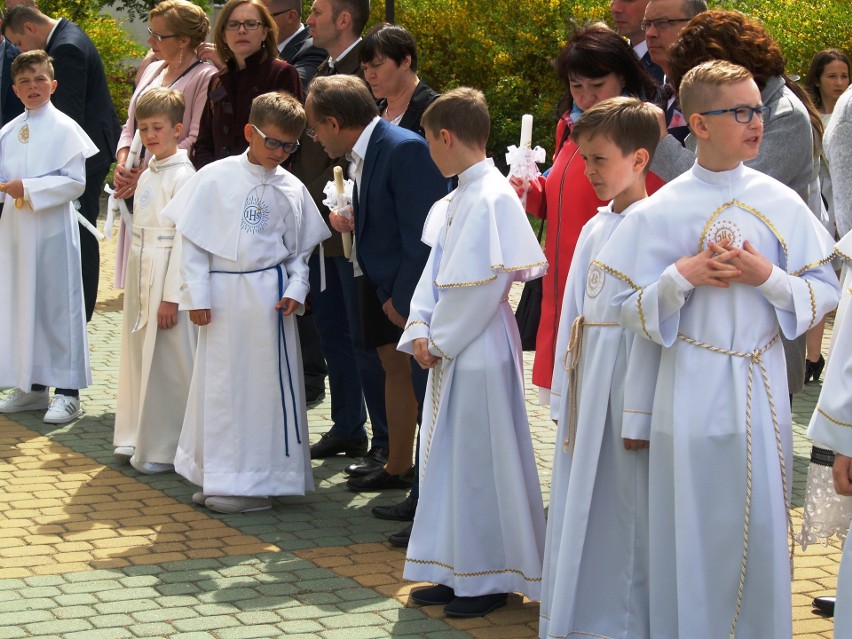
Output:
top-left (79, 165), bottom-right (110, 322)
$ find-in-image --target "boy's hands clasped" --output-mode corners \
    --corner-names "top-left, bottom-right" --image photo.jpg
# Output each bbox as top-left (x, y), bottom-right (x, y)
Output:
top-left (413, 338), bottom-right (440, 369)
top-left (190, 298), bottom-right (299, 327)
top-left (676, 237), bottom-right (772, 288)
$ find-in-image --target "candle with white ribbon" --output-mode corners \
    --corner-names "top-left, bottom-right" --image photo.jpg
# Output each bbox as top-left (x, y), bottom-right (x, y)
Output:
top-left (334, 165), bottom-right (352, 259)
top-left (520, 114), bottom-right (533, 149)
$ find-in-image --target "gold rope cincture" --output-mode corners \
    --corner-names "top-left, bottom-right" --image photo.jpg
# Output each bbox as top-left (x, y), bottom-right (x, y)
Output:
top-left (677, 332), bottom-right (792, 639)
top-left (421, 359), bottom-right (443, 479)
top-left (562, 316), bottom-right (619, 455)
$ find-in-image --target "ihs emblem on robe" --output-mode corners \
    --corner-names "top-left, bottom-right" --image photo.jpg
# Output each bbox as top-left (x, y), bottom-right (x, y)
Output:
top-left (586, 263), bottom-right (605, 298)
top-left (241, 194), bottom-right (270, 234)
top-left (706, 219), bottom-right (742, 249)
top-left (18, 124), bottom-right (30, 144)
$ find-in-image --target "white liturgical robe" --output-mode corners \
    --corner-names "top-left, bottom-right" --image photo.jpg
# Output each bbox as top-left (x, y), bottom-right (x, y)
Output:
top-left (596, 162), bottom-right (840, 639)
top-left (398, 159), bottom-right (547, 599)
top-left (163, 152), bottom-right (331, 497)
top-left (808, 230), bottom-right (852, 636)
top-left (541, 201), bottom-right (658, 639)
top-left (114, 150), bottom-right (198, 465)
top-left (0, 102), bottom-right (97, 389)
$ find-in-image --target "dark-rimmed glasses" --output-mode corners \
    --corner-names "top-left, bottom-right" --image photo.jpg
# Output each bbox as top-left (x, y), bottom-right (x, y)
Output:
top-left (252, 125), bottom-right (300, 153)
top-left (698, 105), bottom-right (771, 124)
top-left (224, 20), bottom-right (263, 31)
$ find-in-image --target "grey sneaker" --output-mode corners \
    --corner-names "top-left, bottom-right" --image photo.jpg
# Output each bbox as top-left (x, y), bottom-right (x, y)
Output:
top-left (130, 457), bottom-right (174, 474)
top-left (0, 388), bottom-right (49, 413)
top-left (204, 496), bottom-right (272, 514)
top-left (43, 394), bottom-right (83, 424)
top-left (191, 491), bottom-right (209, 505)
top-left (113, 446), bottom-right (136, 461)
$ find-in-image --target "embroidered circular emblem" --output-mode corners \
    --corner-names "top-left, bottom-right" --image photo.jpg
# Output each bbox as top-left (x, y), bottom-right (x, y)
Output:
top-left (241, 194), bottom-right (270, 234)
top-left (706, 219), bottom-right (742, 249)
top-left (586, 263), bottom-right (605, 298)
top-left (18, 124), bottom-right (29, 144)
top-left (137, 186), bottom-right (153, 210)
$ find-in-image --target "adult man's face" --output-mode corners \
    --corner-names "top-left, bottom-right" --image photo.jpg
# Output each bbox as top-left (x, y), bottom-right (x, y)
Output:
top-left (610, 0), bottom-right (649, 44)
top-left (643, 0), bottom-right (693, 71)
top-left (306, 0), bottom-right (339, 51)
top-left (305, 96), bottom-right (349, 159)
top-left (5, 22), bottom-right (45, 52)
top-left (263, 0), bottom-right (296, 42)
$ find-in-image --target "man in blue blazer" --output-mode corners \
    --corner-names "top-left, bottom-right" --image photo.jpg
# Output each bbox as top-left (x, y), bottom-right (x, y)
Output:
top-left (4, 5), bottom-right (121, 322)
top-left (306, 74), bottom-right (449, 497)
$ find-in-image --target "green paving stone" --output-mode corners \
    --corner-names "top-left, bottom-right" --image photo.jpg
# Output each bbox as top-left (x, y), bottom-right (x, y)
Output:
top-left (336, 588), bottom-right (385, 603)
top-left (277, 605), bottom-right (328, 620)
top-left (260, 558), bottom-right (314, 573)
top-left (55, 593), bottom-right (100, 606)
top-left (0, 581), bottom-right (26, 592)
top-left (320, 626), bottom-right (390, 639)
top-left (0, 597), bottom-right (57, 612)
top-left (118, 575), bottom-right (160, 588)
top-left (60, 579), bottom-right (121, 594)
top-left (96, 586), bottom-right (161, 602)
top-left (295, 591), bottom-right (342, 605)
top-left (171, 633), bottom-right (218, 639)
top-left (425, 632), bottom-right (474, 639)
top-left (0, 592), bottom-right (22, 603)
top-left (128, 622), bottom-right (176, 637)
top-left (158, 569), bottom-right (216, 584)
top-left (130, 607), bottom-right (198, 623)
top-left (281, 634), bottom-right (328, 639)
top-left (254, 582), bottom-right (299, 598)
top-left (171, 614), bottom-right (240, 632)
top-left (121, 565), bottom-right (163, 577)
top-left (191, 602), bottom-right (241, 616)
top-left (232, 610), bottom-right (282, 625)
top-left (64, 570), bottom-right (123, 583)
top-left (218, 565), bottom-right (261, 577)
top-left (20, 586), bottom-right (62, 598)
top-left (320, 612), bottom-right (388, 629)
top-left (274, 618), bottom-right (324, 633)
top-left (196, 576), bottom-right (257, 592)
top-left (64, 629), bottom-right (134, 639)
top-left (25, 618), bottom-right (94, 635)
top-left (161, 559), bottom-right (225, 573)
top-left (0, 627), bottom-right (27, 639)
top-left (294, 577), bottom-right (358, 593)
top-left (195, 587), bottom-right (259, 604)
top-left (388, 618), bottom-right (456, 634)
top-left (337, 598), bottom-right (401, 613)
top-left (156, 581), bottom-right (204, 596)
top-left (92, 613), bottom-right (136, 628)
top-left (155, 595), bottom-right (203, 607)
top-left (94, 599), bottom-right (162, 615)
top-left (216, 625), bottom-right (283, 639)
top-left (379, 607), bottom-right (428, 622)
top-left (22, 575), bottom-right (65, 587)
top-left (232, 596), bottom-right (294, 612)
top-left (54, 605), bottom-right (98, 619)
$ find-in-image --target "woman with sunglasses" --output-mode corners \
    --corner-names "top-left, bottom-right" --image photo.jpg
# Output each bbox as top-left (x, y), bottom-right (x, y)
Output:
top-left (191, 0), bottom-right (302, 169)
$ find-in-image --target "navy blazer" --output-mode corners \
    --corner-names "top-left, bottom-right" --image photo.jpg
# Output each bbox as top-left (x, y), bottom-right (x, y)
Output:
top-left (354, 119), bottom-right (450, 318)
top-left (46, 18), bottom-right (121, 173)
top-left (1, 40), bottom-right (24, 125)
top-left (280, 27), bottom-right (327, 90)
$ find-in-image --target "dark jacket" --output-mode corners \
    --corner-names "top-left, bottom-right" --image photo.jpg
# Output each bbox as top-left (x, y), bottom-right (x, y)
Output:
top-left (191, 49), bottom-right (302, 169)
top-left (45, 18), bottom-right (121, 173)
top-left (280, 27), bottom-right (327, 90)
top-left (377, 80), bottom-right (439, 139)
top-left (1, 40), bottom-right (24, 125)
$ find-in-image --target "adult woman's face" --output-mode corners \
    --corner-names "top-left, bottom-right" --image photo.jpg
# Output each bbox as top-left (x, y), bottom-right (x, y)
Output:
top-left (817, 59), bottom-right (850, 110)
top-left (223, 3), bottom-right (268, 65)
top-left (568, 73), bottom-right (624, 112)
top-left (147, 15), bottom-right (189, 66)
top-left (362, 54), bottom-right (411, 100)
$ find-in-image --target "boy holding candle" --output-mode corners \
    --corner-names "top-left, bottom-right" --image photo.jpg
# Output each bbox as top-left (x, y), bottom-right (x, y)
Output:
top-left (0, 50), bottom-right (97, 423)
top-left (398, 87), bottom-right (547, 618)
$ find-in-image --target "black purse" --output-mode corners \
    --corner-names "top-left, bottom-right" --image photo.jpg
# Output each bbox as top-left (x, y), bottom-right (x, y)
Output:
top-left (515, 221), bottom-right (545, 351)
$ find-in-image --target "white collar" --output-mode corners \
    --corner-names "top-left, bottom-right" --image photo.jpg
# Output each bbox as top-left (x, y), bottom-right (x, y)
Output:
top-left (45, 20), bottom-right (61, 48)
top-left (632, 39), bottom-right (649, 58)
top-left (331, 36), bottom-right (361, 66)
top-left (350, 116), bottom-right (381, 167)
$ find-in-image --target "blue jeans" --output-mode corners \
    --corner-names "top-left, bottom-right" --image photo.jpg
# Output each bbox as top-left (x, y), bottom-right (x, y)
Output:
top-left (309, 254), bottom-right (388, 448)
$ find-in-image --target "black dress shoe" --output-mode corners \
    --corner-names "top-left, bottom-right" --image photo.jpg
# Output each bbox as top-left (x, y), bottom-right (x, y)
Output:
top-left (372, 494), bottom-right (417, 521)
top-left (805, 354), bottom-right (826, 384)
top-left (444, 593), bottom-right (508, 618)
top-left (344, 446), bottom-right (389, 476)
top-left (309, 432), bottom-right (368, 459)
top-left (305, 390), bottom-right (326, 410)
top-left (388, 523), bottom-right (412, 547)
top-left (813, 595), bottom-right (835, 616)
top-left (346, 466), bottom-right (413, 492)
top-left (411, 584), bottom-right (455, 605)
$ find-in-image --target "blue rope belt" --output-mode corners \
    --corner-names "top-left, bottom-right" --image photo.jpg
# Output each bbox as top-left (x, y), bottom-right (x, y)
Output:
top-left (209, 263), bottom-right (301, 456)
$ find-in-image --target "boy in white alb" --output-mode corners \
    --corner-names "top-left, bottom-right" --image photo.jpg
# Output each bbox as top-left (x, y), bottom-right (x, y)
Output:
top-left (596, 61), bottom-right (840, 639)
top-left (113, 88), bottom-right (197, 474)
top-left (541, 97), bottom-right (661, 639)
top-left (0, 50), bottom-right (96, 424)
top-left (162, 91), bottom-right (331, 514)
top-left (807, 230), bottom-right (852, 636)
top-left (399, 88), bottom-right (547, 618)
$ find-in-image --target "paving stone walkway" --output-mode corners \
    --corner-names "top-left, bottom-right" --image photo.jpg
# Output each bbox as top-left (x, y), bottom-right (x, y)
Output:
top-left (0, 234), bottom-right (842, 638)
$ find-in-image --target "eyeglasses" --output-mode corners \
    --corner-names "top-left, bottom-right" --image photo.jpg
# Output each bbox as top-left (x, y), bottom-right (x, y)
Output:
top-left (224, 19), bottom-right (263, 31)
top-left (270, 9), bottom-right (296, 17)
top-left (640, 18), bottom-right (691, 31)
top-left (147, 27), bottom-right (181, 42)
top-left (252, 125), bottom-right (300, 153)
top-left (698, 105), bottom-right (771, 124)
top-left (305, 119), bottom-right (326, 140)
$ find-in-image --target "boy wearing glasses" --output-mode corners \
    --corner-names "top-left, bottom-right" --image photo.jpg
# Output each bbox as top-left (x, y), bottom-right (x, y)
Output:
top-left (162, 91), bottom-right (330, 514)
top-left (596, 60), bottom-right (839, 639)
top-left (113, 88), bottom-right (198, 474)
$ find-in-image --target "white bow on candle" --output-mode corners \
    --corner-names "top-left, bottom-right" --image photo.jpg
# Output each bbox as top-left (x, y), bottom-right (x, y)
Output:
top-left (506, 114), bottom-right (545, 208)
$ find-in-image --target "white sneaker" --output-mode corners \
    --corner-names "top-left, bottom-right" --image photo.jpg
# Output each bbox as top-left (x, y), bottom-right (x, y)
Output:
top-left (191, 491), bottom-right (209, 505)
top-left (130, 457), bottom-right (174, 474)
top-left (114, 446), bottom-right (136, 461)
top-left (0, 388), bottom-right (49, 413)
top-left (43, 394), bottom-right (83, 424)
top-left (204, 495), bottom-right (272, 513)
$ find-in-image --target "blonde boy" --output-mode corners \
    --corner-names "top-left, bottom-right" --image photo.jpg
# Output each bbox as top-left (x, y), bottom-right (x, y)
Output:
top-left (541, 97), bottom-right (661, 639)
top-left (596, 60), bottom-right (839, 639)
top-left (113, 88), bottom-right (197, 474)
top-left (162, 91), bottom-right (330, 514)
top-left (398, 88), bottom-right (547, 618)
top-left (0, 50), bottom-right (96, 423)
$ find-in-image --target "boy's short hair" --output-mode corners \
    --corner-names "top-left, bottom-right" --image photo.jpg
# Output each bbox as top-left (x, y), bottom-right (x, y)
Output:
top-left (135, 87), bottom-right (186, 126)
top-left (570, 96), bottom-right (660, 165)
top-left (249, 91), bottom-right (306, 137)
top-left (306, 75), bottom-right (378, 129)
top-left (679, 60), bottom-right (754, 120)
top-left (10, 49), bottom-right (54, 82)
top-left (422, 87), bottom-right (490, 148)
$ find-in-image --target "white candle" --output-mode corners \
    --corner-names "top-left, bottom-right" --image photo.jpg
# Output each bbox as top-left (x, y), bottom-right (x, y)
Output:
top-left (333, 166), bottom-right (353, 259)
top-left (520, 114), bottom-right (533, 149)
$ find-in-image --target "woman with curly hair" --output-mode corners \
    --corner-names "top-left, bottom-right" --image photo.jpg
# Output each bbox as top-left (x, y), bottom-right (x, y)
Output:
top-left (511, 23), bottom-right (664, 403)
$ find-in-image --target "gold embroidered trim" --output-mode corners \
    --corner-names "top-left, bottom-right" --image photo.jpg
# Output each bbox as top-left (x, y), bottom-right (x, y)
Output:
top-left (636, 288), bottom-right (652, 341)
top-left (491, 260), bottom-right (548, 273)
top-left (18, 124), bottom-right (29, 144)
top-left (817, 407), bottom-right (852, 428)
top-left (806, 279), bottom-right (816, 329)
top-left (698, 200), bottom-right (787, 261)
top-left (790, 254), bottom-right (835, 277)
top-left (591, 260), bottom-right (640, 291)
top-left (836, 247), bottom-right (852, 264)
top-left (405, 320), bottom-right (428, 331)
top-left (429, 338), bottom-right (452, 361)
top-left (434, 275), bottom-right (497, 289)
top-left (406, 557), bottom-right (542, 582)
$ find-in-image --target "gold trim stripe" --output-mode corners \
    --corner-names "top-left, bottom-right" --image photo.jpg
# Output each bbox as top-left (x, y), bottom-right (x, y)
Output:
top-left (404, 320), bottom-right (428, 330)
top-left (435, 275), bottom-right (496, 289)
top-left (817, 407), bottom-right (852, 428)
top-left (591, 261), bottom-right (640, 291)
top-left (790, 254), bottom-right (835, 277)
top-left (406, 557), bottom-right (542, 582)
